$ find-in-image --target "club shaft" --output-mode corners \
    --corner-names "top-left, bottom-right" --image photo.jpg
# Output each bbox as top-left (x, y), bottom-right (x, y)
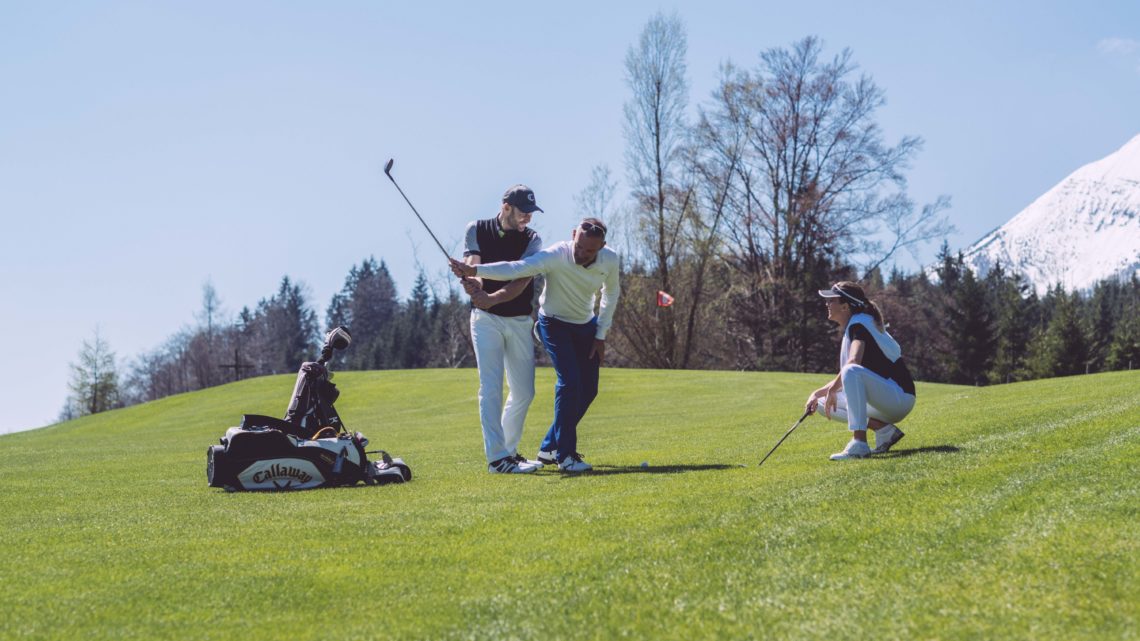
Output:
top-left (757, 409), bottom-right (812, 467)
top-left (385, 173), bottom-right (452, 261)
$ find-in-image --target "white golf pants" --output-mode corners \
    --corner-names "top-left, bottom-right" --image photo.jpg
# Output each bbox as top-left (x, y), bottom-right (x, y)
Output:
top-left (470, 309), bottom-right (536, 462)
top-left (821, 364), bottom-right (915, 431)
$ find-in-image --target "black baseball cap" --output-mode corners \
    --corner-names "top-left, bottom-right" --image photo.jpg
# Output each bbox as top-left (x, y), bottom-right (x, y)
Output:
top-left (503, 184), bottom-right (543, 214)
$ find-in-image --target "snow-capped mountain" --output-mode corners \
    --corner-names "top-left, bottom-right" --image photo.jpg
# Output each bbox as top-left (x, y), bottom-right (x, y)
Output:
top-left (960, 133), bottom-right (1140, 295)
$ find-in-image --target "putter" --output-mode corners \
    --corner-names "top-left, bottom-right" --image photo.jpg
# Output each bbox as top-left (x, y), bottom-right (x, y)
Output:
top-left (757, 408), bottom-right (813, 468)
top-left (382, 158), bottom-right (454, 262)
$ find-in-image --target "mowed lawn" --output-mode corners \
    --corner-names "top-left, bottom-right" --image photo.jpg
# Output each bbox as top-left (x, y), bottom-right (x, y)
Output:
top-left (1, 368), bottom-right (1137, 641)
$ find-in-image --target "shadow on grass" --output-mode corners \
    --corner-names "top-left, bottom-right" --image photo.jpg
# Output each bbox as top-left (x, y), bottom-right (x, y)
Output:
top-left (876, 444), bottom-right (960, 458)
top-left (555, 463), bottom-right (742, 478)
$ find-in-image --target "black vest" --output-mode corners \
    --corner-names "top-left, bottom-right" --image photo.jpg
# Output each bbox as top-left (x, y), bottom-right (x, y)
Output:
top-left (847, 324), bottom-right (917, 396)
top-left (474, 218), bottom-right (537, 317)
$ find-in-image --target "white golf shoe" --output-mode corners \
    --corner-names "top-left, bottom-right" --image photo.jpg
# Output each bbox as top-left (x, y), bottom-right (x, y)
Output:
top-left (558, 453), bottom-right (593, 472)
top-left (511, 453), bottom-right (544, 470)
top-left (536, 449), bottom-right (558, 465)
top-left (829, 439), bottom-right (872, 461)
top-left (872, 425), bottom-right (905, 454)
top-left (488, 456), bottom-right (537, 474)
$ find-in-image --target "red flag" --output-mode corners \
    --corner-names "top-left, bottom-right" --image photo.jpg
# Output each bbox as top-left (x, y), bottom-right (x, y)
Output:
top-left (656, 290), bottom-right (674, 307)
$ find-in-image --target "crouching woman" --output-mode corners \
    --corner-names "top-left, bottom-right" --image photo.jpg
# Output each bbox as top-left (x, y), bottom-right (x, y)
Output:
top-left (806, 281), bottom-right (916, 460)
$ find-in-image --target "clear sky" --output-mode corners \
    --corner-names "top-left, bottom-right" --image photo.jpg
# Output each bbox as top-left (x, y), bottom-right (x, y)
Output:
top-left (2, 1), bottom-right (1138, 434)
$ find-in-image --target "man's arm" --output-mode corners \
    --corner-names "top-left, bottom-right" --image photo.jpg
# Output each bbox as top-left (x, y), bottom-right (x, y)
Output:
top-left (484, 232), bottom-right (540, 305)
top-left (451, 247), bottom-right (557, 281)
top-left (588, 253), bottom-right (622, 364)
top-left (463, 254), bottom-right (484, 287)
top-left (462, 255), bottom-right (491, 309)
top-left (461, 256), bottom-right (534, 310)
top-left (594, 253), bottom-right (622, 340)
top-left (486, 277), bottom-right (533, 305)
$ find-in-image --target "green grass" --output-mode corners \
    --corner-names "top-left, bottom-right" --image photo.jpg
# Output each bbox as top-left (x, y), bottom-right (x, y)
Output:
top-left (2, 368), bottom-right (1137, 640)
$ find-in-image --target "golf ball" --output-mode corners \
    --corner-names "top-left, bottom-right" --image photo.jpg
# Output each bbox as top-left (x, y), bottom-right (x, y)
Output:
top-left (640, 461), bottom-right (649, 468)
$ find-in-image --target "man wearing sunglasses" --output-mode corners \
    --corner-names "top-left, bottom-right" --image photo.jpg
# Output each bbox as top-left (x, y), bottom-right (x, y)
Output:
top-left (450, 217), bottom-right (621, 473)
top-left (460, 185), bottom-right (545, 474)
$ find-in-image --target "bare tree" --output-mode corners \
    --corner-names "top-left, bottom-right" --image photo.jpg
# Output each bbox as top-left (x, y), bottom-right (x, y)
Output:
top-left (619, 11), bottom-right (691, 367)
top-left (575, 164), bottom-right (618, 226)
top-left (624, 11), bottom-right (689, 272)
top-left (706, 36), bottom-right (951, 370)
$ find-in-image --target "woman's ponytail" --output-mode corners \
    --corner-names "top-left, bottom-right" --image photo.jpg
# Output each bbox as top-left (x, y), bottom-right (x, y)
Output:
top-left (867, 300), bottom-right (886, 332)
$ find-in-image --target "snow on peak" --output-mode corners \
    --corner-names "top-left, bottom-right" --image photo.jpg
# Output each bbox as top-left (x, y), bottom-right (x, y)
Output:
top-left (960, 134), bottom-right (1140, 295)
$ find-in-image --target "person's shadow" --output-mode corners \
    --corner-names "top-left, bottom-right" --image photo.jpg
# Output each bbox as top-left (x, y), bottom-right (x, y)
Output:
top-left (554, 463), bottom-right (738, 474)
top-left (875, 444), bottom-right (960, 459)
top-left (557, 463), bottom-right (741, 477)
top-left (549, 446), bottom-right (961, 477)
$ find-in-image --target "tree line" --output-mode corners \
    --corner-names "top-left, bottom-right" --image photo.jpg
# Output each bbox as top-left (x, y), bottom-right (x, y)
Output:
top-left (62, 14), bottom-right (1140, 420)
top-left (62, 247), bottom-right (1140, 421)
top-left (61, 259), bottom-right (473, 420)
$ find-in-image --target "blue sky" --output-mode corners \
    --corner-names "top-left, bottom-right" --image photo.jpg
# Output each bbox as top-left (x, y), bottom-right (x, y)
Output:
top-left (2, 1), bottom-right (1138, 433)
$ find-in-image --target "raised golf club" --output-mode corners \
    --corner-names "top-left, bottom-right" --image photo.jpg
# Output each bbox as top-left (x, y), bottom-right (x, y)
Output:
top-left (757, 408), bottom-right (812, 468)
top-left (383, 158), bottom-right (454, 262)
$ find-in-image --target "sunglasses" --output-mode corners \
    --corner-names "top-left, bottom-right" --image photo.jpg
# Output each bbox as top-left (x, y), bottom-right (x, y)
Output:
top-left (579, 221), bottom-right (607, 238)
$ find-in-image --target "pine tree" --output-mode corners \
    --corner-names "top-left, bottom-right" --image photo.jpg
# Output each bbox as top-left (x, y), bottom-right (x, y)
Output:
top-left (63, 328), bottom-right (122, 419)
top-left (1028, 289), bottom-right (1089, 378)
top-left (395, 271), bottom-right (434, 368)
top-left (933, 242), bottom-right (962, 294)
top-left (1086, 281), bottom-right (1119, 373)
top-left (249, 277), bottom-right (319, 374)
top-left (987, 264), bottom-right (1035, 384)
top-left (945, 268), bottom-right (995, 385)
top-left (327, 258), bottom-right (400, 370)
top-left (1106, 302), bottom-right (1140, 371)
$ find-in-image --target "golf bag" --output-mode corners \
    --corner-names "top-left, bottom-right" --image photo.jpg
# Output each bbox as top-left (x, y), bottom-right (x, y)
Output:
top-left (205, 326), bottom-right (412, 491)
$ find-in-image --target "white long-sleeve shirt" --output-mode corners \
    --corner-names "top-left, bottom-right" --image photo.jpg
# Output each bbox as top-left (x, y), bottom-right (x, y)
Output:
top-left (474, 240), bottom-right (621, 339)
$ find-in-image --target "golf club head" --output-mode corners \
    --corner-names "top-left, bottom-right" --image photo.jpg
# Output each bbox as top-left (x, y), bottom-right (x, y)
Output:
top-left (325, 326), bottom-right (352, 351)
top-left (383, 158), bottom-right (395, 178)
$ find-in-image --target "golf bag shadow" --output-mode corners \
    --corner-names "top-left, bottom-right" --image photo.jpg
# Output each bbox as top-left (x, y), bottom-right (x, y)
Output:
top-left (205, 326), bottom-right (412, 491)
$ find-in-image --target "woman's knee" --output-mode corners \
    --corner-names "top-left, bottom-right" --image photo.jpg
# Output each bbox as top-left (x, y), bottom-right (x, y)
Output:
top-left (839, 363), bottom-right (867, 381)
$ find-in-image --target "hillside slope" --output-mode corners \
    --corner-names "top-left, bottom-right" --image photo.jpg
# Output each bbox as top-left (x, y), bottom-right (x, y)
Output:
top-left (2, 368), bottom-right (1137, 640)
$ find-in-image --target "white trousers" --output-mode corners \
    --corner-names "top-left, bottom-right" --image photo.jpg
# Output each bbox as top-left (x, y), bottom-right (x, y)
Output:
top-left (470, 309), bottom-right (536, 462)
top-left (819, 364), bottom-right (916, 431)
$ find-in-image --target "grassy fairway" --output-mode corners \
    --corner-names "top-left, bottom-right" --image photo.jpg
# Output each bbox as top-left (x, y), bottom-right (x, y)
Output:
top-left (2, 368), bottom-right (1137, 640)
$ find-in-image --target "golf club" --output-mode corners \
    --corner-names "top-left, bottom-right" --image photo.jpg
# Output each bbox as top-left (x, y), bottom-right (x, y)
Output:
top-left (383, 158), bottom-right (454, 262)
top-left (757, 408), bottom-right (812, 468)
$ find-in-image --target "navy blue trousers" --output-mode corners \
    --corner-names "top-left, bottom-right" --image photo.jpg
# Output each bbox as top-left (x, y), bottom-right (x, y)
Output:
top-left (537, 315), bottom-right (599, 462)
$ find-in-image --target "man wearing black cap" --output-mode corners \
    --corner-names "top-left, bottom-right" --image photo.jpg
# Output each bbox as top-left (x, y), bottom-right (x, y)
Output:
top-left (461, 185), bottom-right (545, 474)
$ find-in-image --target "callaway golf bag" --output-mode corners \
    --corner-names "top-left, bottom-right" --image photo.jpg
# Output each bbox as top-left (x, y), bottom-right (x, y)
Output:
top-left (206, 326), bottom-right (412, 491)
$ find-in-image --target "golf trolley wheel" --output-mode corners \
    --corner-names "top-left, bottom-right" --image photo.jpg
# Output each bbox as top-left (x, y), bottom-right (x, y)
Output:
top-left (206, 445), bottom-right (227, 488)
top-left (394, 462), bottom-right (412, 482)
